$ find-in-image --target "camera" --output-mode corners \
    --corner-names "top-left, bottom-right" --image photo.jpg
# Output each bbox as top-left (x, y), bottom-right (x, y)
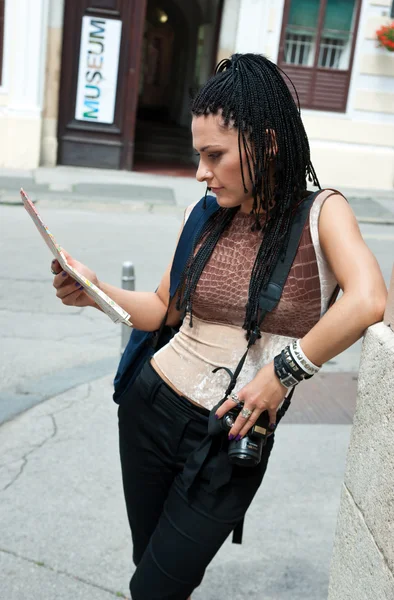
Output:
top-left (210, 404), bottom-right (271, 467)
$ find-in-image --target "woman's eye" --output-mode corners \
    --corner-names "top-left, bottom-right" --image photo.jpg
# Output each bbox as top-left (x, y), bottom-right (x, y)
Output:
top-left (194, 151), bottom-right (221, 160)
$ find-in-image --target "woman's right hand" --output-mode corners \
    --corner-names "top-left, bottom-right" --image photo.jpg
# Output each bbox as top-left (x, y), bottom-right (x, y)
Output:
top-left (52, 250), bottom-right (99, 308)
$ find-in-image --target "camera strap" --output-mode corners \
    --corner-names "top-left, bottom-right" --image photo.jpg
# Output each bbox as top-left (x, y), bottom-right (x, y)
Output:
top-left (221, 192), bottom-right (319, 546)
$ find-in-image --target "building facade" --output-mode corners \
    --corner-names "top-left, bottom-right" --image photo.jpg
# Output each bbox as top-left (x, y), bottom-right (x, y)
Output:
top-left (0, 0), bottom-right (393, 189)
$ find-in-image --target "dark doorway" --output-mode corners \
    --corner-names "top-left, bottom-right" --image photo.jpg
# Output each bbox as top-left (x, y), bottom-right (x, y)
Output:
top-left (57, 0), bottom-right (222, 172)
top-left (134, 0), bottom-right (223, 174)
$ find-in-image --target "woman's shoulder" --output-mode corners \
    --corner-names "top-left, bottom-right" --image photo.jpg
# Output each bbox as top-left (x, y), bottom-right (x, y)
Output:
top-left (183, 200), bottom-right (200, 225)
top-left (312, 188), bottom-right (347, 207)
top-left (309, 188), bottom-right (348, 228)
top-left (183, 194), bottom-right (220, 225)
top-left (308, 188), bottom-right (353, 258)
top-left (314, 188), bottom-right (360, 255)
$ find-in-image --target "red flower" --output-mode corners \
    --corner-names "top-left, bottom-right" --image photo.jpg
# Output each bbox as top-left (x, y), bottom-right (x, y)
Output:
top-left (376, 22), bottom-right (394, 52)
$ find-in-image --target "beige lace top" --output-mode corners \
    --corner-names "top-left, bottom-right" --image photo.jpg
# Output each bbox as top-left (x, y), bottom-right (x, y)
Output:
top-left (153, 192), bottom-right (338, 410)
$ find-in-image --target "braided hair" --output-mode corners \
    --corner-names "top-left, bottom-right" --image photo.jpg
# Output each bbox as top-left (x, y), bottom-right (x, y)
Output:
top-left (177, 53), bottom-right (320, 337)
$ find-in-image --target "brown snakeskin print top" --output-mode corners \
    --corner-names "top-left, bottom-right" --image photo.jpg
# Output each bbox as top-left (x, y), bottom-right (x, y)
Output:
top-left (191, 209), bottom-right (321, 338)
top-left (153, 193), bottom-right (338, 409)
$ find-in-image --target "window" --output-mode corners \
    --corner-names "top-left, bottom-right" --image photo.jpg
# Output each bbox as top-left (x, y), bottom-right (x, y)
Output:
top-left (0, 0), bottom-right (4, 85)
top-left (278, 0), bottom-right (361, 112)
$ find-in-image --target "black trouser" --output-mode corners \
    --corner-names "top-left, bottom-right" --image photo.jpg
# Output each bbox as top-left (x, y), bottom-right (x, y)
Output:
top-left (118, 361), bottom-right (274, 600)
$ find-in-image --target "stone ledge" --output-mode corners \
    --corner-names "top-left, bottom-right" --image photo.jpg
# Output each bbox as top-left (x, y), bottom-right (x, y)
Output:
top-left (343, 323), bottom-right (394, 571)
top-left (328, 484), bottom-right (394, 600)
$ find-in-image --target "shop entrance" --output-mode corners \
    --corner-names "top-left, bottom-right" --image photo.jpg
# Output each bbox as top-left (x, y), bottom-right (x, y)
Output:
top-left (57, 0), bottom-right (222, 171)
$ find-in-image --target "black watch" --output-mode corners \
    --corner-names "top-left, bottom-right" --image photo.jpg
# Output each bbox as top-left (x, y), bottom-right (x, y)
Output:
top-left (273, 354), bottom-right (299, 389)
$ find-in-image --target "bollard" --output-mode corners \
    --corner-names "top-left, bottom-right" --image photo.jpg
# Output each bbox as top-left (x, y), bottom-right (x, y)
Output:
top-left (121, 261), bottom-right (135, 354)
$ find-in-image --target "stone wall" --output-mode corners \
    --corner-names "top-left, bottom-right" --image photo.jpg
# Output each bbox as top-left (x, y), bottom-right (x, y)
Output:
top-left (328, 321), bottom-right (394, 599)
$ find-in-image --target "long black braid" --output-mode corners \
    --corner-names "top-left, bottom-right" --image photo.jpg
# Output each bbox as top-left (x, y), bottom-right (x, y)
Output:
top-left (177, 53), bottom-right (320, 338)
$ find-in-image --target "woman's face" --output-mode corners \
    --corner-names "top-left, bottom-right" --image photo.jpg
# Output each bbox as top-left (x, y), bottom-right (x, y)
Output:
top-left (192, 113), bottom-right (255, 214)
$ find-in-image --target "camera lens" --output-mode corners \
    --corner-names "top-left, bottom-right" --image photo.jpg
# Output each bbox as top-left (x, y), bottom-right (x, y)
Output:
top-left (224, 415), bottom-right (234, 428)
top-left (228, 436), bottom-right (262, 467)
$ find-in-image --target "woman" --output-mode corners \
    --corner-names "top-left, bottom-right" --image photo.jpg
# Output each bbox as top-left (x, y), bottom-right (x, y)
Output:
top-left (52, 54), bottom-right (387, 599)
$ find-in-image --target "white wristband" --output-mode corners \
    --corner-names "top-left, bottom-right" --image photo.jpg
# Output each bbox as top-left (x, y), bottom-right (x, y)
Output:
top-left (290, 339), bottom-right (320, 376)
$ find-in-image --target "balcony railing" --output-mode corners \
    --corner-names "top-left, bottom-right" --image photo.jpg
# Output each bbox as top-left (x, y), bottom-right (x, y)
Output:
top-left (284, 32), bottom-right (315, 66)
top-left (284, 28), bottom-right (351, 70)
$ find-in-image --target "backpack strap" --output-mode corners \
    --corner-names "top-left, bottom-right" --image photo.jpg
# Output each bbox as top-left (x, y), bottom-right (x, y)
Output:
top-left (152, 195), bottom-right (219, 349)
top-left (216, 190), bottom-right (321, 400)
top-left (170, 195), bottom-right (219, 297)
top-left (258, 190), bottom-right (320, 320)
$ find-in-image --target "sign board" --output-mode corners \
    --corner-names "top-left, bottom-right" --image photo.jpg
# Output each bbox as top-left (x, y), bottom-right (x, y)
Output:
top-left (75, 17), bottom-right (122, 124)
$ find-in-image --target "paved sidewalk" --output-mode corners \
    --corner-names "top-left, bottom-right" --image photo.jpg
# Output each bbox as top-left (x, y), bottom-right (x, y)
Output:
top-left (0, 375), bottom-right (352, 600)
top-left (0, 164), bottom-right (392, 598)
top-left (1, 165), bottom-right (394, 223)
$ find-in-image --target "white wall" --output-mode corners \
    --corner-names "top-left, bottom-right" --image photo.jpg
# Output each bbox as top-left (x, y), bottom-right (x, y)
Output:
top-left (303, 0), bottom-right (394, 190)
top-left (0, 0), bottom-right (50, 169)
top-left (40, 0), bottom-right (65, 167)
top-left (236, 0), bottom-right (284, 58)
top-left (218, 0), bottom-right (394, 190)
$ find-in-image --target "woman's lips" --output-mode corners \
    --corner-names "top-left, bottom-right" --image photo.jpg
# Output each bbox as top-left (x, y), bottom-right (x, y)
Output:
top-left (210, 187), bottom-right (224, 193)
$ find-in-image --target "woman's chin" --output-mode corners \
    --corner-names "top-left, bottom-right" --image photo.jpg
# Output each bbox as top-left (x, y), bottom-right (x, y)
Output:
top-left (215, 194), bottom-right (238, 208)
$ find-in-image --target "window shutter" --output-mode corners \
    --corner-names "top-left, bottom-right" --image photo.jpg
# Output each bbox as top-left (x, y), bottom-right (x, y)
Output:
top-left (312, 69), bottom-right (350, 111)
top-left (279, 65), bottom-right (314, 108)
top-left (278, 0), bottom-right (361, 113)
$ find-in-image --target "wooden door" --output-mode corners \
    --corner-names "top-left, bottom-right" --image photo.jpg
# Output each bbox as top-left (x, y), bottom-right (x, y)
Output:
top-left (57, 0), bottom-right (147, 170)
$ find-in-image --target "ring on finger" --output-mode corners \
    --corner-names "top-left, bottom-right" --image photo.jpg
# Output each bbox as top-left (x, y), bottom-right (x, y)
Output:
top-left (241, 407), bottom-right (253, 419)
top-left (230, 393), bottom-right (242, 404)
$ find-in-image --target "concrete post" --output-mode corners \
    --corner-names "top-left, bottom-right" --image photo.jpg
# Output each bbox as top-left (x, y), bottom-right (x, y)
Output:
top-left (327, 320), bottom-right (394, 599)
top-left (383, 265), bottom-right (394, 329)
top-left (121, 262), bottom-right (135, 354)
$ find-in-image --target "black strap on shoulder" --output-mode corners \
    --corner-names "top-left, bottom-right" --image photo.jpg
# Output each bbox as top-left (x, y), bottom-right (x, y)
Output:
top-left (152, 196), bottom-right (219, 350)
top-left (216, 190), bottom-right (320, 399)
top-left (258, 191), bottom-right (319, 321)
top-left (170, 195), bottom-right (219, 295)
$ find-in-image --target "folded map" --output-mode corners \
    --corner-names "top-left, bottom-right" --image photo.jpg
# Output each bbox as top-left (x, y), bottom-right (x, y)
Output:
top-left (20, 188), bottom-right (132, 326)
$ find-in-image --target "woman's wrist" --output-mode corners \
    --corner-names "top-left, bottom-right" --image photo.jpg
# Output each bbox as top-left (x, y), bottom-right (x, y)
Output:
top-left (273, 353), bottom-right (300, 388)
top-left (290, 339), bottom-right (321, 375)
top-left (273, 339), bottom-right (321, 389)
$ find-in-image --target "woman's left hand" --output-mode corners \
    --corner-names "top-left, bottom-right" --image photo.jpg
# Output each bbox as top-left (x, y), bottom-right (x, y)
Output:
top-left (214, 361), bottom-right (288, 440)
